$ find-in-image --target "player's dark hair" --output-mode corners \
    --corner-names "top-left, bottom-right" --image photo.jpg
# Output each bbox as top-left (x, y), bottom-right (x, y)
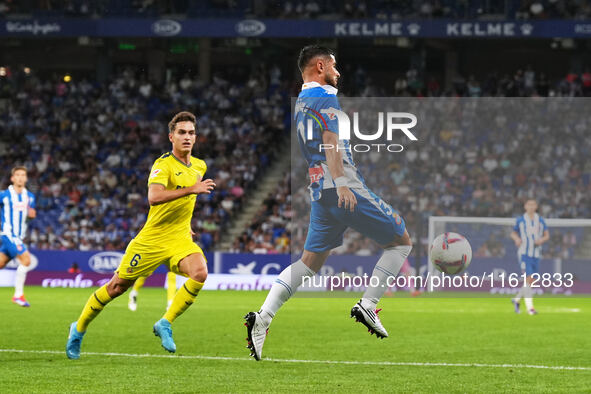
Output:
top-left (168, 111), bottom-right (197, 134)
top-left (297, 45), bottom-right (335, 73)
top-left (11, 166), bottom-right (27, 175)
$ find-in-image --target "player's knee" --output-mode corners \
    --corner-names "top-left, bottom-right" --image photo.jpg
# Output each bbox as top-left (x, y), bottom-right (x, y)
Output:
top-left (188, 264), bottom-right (208, 283)
top-left (301, 250), bottom-right (329, 272)
top-left (107, 280), bottom-right (132, 298)
top-left (383, 230), bottom-right (412, 249)
top-left (19, 257), bottom-right (31, 267)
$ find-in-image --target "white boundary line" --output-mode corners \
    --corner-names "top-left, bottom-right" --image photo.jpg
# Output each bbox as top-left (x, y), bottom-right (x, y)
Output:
top-left (1, 349), bottom-right (590, 371)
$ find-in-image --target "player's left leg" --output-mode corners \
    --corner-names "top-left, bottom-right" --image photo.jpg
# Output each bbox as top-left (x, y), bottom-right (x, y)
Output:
top-left (163, 252), bottom-right (207, 322)
top-left (245, 193), bottom-right (344, 360)
top-left (13, 250), bottom-right (35, 307)
top-left (153, 251), bottom-right (207, 353)
top-left (524, 258), bottom-right (539, 315)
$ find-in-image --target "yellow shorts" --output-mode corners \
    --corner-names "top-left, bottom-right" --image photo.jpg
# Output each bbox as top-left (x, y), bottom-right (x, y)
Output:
top-left (116, 237), bottom-right (205, 280)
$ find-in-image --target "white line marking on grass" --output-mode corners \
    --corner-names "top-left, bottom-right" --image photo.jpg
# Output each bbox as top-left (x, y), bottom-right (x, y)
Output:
top-left (1, 349), bottom-right (590, 371)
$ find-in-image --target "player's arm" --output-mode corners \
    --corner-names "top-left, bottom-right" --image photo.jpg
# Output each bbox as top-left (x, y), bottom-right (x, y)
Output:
top-left (27, 194), bottom-right (36, 218)
top-left (510, 231), bottom-right (521, 247)
top-left (148, 177), bottom-right (215, 206)
top-left (535, 230), bottom-right (550, 246)
top-left (322, 130), bottom-right (356, 212)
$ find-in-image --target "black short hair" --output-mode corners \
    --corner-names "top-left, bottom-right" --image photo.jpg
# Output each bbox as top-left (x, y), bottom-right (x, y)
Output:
top-left (297, 45), bottom-right (335, 73)
top-left (168, 111), bottom-right (196, 134)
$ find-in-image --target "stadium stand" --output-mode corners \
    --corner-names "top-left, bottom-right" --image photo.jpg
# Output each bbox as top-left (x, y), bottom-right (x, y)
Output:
top-left (0, 67), bottom-right (290, 251)
top-left (3, 0), bottom-right (591, 20)
top-left (2, 62), bottom-right (590, 253)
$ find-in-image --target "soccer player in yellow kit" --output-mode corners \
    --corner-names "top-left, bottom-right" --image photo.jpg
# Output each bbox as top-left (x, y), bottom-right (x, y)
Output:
top-left (66, 111), bottom-right (215, 359)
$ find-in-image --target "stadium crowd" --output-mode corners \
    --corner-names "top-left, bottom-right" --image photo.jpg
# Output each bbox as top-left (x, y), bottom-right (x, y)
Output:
top-left (2, 0), bottom-right (591, 20)
top-left (230, 176), bottom-right (291, 254)
top-left (0, 66), bottom-right (289, 252)
top-left (1, 59), bottom-right (590, 256)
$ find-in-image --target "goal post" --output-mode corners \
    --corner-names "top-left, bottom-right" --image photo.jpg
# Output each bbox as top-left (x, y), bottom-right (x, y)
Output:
top-left (427, 216), bottom-right (591, 293)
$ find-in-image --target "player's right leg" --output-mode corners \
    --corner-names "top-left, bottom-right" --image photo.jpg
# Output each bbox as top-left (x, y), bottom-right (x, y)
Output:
top-left (66, 274), bottom-right (134, 359)
top-left (512, 256), bottom-right (527, 313)
top-left (336, 188), bottom-right (412, 338)
top-left (0, 237), bottom-right (31, 306)
top-left (13, 250), bottom-right (33, 307)
top-left (350, 231), bottom-right (412, 338)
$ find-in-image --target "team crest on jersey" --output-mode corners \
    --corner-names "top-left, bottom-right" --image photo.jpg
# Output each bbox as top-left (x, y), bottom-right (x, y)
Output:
top-left (150, 169), bottom-right (161, 178)
top-left (324, 110), bottom-right (337, 120)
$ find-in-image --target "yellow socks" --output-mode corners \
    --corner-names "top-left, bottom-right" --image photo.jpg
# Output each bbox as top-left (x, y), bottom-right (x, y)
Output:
top-left (133, 276), bottom-right (146, 291)
top-left (76, 285), bottom-right (112, 332)
top-left (166, 272), bottom-right (177, 305)
top-left (163, 279), bottom-right (203, 323)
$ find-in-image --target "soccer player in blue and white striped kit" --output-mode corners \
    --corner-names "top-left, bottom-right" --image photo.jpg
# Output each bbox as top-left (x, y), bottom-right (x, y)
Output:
top-left (510, 199), bottom-right (549, 315)
top-left (0, 166), bottom-right (37, 307)
top-left (245, 45), bottom-right (412, 360)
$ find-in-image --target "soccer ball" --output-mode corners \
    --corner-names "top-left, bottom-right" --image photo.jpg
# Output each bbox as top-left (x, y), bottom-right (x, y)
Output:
top-left (430, 232), bottom-right (472, 275)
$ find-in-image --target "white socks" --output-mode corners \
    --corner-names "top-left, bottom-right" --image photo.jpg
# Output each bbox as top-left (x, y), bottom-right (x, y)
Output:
top-left (514, 284), bottom-right (534, 310)
top-left (523, 284), bottom-right (534, 310)
top-left (361, 245), bottom-right (412, 309)
top-left (259, 246), bottom-right (411, 323)
top-left (14, 264), bottom-right (30, 298)
top-left (260, 259), bottom-right (315, 323)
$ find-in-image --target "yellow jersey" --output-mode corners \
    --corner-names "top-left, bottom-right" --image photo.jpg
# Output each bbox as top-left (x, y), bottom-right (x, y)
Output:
top-left (135, 152), bottom-right (207, 243)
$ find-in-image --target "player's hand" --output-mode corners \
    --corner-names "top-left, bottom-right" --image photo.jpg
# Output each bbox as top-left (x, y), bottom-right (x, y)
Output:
top-left (514, 239), bottom-right (522, 247)
top-left (534, 239), bottom-right (543, 246)
top-left (27, 207), bottom-right (36, 218)
top-left (337, 186), bottom-right (357, 212)
top-left (192, 178), bottom-right (216, 194)
top-left (189, 228), bottom-right (195, 236)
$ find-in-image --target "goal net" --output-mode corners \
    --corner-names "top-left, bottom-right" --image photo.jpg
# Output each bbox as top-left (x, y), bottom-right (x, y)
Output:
top-left (427, 216), bottom-right (591, 294)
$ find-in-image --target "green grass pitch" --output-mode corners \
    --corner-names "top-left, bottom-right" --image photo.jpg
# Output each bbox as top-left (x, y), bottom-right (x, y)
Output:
top-left (1, 287), bottom-right (590, 393)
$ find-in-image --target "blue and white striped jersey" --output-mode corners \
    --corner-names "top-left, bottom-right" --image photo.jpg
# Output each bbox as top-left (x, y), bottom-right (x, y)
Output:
top-left (513, 213), bottom-right (547, 258)
top-left (294, 82), bottom-right (365, 201)
top-left (0, 185), bottom-right (35, 241)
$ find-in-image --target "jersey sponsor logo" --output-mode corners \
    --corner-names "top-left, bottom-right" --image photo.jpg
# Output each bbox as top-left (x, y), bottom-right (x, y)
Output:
top-left (150, 169), bottom-right (162, 178)
top-left (88, 252), bottom-right (124, 274)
